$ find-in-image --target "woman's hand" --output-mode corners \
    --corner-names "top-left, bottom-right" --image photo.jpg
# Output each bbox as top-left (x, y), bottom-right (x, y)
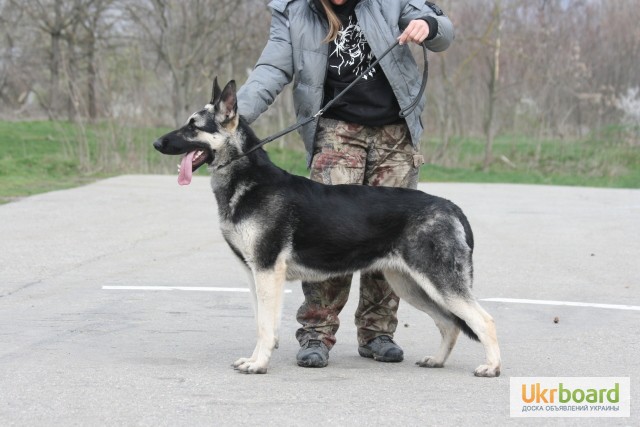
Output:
top-left (398, 19), bottom-right (430, 45)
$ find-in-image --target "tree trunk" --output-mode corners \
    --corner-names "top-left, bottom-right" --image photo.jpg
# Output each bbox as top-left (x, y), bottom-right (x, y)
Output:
top-left (483, 0), bottom-right (502, 171)
top-left (87, 35), bottom-right (97, 120)
top-left (50, 31), bottom-right (62, 119)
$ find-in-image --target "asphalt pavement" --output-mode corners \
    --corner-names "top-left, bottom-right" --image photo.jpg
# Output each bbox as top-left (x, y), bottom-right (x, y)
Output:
top-left (1, 175), bottom-right (638, 426)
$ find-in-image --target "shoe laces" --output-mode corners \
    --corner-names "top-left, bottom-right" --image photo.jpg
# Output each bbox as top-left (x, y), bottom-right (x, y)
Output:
top-left (377, 335), bottom-right (394, 343)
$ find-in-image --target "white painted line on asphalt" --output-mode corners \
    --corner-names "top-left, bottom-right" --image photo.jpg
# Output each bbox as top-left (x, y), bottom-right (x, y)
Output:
top-left (102, 286), bottom-right (292, 294)
top-left (481, 298), bottom-right (640, 311)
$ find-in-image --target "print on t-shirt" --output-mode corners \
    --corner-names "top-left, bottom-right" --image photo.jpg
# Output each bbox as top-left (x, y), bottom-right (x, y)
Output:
top-left (329, 15), bottom-right (376, 80)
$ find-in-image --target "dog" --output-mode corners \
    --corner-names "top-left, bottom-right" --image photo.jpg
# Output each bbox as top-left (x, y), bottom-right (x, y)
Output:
top-left (153, 78), bottom-right (501, 377)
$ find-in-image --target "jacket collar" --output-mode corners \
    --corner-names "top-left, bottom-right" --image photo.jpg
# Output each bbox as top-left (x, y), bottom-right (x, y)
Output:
top-left (311, 0), bottom-right (361, 20)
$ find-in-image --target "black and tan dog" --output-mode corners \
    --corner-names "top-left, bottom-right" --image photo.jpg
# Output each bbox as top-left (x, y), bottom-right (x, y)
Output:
top-left (153, 78), bottom-right (501, 376)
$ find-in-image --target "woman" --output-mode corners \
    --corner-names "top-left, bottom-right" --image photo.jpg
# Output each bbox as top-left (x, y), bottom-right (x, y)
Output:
top-left (237, 0), bottom-right (454, 368)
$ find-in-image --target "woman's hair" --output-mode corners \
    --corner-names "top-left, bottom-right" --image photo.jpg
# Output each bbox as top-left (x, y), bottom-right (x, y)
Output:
top-left (318, 0), bottom-right (341, 43)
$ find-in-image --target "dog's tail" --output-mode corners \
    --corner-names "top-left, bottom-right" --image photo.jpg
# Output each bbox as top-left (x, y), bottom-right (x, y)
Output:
top-left (452, 314), bottom-right (480, 342)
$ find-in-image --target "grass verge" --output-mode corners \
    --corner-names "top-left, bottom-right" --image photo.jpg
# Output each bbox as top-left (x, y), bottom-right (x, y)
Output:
top-left (0, 120), bottom-right (637, 203)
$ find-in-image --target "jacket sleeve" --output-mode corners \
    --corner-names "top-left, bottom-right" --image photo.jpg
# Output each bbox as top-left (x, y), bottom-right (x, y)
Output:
top-left (236, 8), bottom-right (294, 124)
top-left (399, 0), bottom-right (454, 52)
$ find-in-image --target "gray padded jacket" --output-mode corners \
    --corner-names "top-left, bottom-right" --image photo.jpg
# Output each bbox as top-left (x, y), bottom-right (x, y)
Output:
top-left (237, 0), bottom-right (454, 165)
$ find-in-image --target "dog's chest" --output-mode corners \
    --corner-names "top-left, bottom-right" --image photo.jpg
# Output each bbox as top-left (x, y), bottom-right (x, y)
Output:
top-left (219, 218), bottom-right (261, 261)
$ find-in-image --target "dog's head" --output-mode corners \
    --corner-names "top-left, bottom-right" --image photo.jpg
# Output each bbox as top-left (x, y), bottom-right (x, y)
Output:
top-left (153, 78), bottom-right (240, 185)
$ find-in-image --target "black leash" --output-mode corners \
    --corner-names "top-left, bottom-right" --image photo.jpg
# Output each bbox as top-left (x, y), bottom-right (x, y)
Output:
top-left (216, 40), bottom-right (429, 169)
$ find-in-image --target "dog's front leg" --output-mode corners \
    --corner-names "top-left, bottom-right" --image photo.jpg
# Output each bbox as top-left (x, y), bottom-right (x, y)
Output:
top-left (232, 270), bottom-right (261, 369)
top-left (234, 258), bottom-right (286, 374)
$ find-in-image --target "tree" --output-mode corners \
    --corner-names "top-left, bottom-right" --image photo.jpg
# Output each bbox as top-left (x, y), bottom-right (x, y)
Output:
top-left (11, 0), bottom-right (86, 118)
top-left (126, 0), bottom-right (243, 125)
top-left (482, 0), bottom-right (503, 170)
top-left (76, 0), bottom-right (117, 120)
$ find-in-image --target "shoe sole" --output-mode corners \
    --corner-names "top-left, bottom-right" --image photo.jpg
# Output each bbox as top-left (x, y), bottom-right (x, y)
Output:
top-left (297, 359), bottom-right (328, 368)
top-left (296, 350), bottom-right (329, 368)
top-left (358, 347), bottom-right (404, 363)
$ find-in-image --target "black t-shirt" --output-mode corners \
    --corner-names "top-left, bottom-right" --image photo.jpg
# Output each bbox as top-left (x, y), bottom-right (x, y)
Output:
top-left (318, 0), bottom-right (402, 126)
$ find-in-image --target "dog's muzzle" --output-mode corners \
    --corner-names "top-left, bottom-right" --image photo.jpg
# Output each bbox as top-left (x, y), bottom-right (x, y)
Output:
top-left (153, 138), bottom-right (179, 155)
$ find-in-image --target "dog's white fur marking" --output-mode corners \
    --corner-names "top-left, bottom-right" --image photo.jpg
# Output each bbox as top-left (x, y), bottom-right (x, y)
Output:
top-left (231, 268), bottom-right (260, 369)
top-left (452, 218), bottom-right (474, 279)
top-left (227, 131), bottom-right (245, 153)
top-left (383, 270), bottom-right (460, 368)
top-left (229, 183), bottom-right (256, 216)
top-left (197, 131), bottom-right (227, 151)
top-left (221, 217), bottom-right (265, 268)
top-left (284, 261), bottom-right (349, 283)
top-left (234, 255), bottom-right (287, 374)
top-left (186, 111), bottom-right (207, 128)
top-left (447, 298), bottom-right (501, 377)
top-left (419, 319), bottom-right (460, 368)
top-left (227, 220), bottom-right (288, 374)
top-left (197, 129), bottom-right (243, 154)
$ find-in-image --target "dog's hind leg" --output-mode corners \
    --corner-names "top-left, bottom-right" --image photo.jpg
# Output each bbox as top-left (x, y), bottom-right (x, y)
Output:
top-left (403, 266), bottom-right (501, 377)
top-left (439, 295), bottom-right (501, 377)
top-left (383, 270), bottom-right (460, 368)
top-left (405, 271), bottom-right (501, 376)
top-left (402, 218), bottom-right (501, 377)
top-left (417, 319), bottom-right (460, 368)
top-left (234, 256), bottom-right (287, 374)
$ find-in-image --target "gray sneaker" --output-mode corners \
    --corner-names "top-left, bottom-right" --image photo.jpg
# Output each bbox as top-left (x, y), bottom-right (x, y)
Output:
top-left (297, 339), bottom-right (329, 368)
top-left (358, 335), bottom-right (404, 362)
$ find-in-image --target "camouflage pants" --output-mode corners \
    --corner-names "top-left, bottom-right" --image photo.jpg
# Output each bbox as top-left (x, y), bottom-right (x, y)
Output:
top-left (296, 117), bottom-right (423, 348)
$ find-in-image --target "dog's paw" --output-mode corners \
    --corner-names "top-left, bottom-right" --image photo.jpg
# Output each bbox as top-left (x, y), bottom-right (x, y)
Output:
top-left (235, 361), bottom-right (268, 374)
top-left (474, 364), bottom-right (501, 377)
top-left (416, 357), bottom-right (444, 368)
top-left (232, 357), bottom-right (254, 368)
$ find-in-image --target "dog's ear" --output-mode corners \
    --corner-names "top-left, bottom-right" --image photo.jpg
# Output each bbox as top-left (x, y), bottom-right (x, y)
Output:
top-left (215, 80), bottom-right (238, 129)
top-left (211, 77), bottom-right (222, 104)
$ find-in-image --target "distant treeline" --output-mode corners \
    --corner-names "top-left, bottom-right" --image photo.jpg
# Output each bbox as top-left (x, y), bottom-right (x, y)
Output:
top-left (1, 0), bottom-right (638, 153)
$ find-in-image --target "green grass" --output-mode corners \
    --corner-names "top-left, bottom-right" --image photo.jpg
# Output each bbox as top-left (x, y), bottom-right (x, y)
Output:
top-left (0, 120), bottom-right (637, 203)
top-left (419, 133), bottom-right (640, 188)
top-left (0, 120), bottom-right (172, 202)
top-left (0, 121), bottom-right (88, 200)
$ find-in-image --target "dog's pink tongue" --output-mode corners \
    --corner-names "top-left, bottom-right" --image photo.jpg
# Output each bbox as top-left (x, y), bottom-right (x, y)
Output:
top-left (178, 151), bottom-right (196, 186)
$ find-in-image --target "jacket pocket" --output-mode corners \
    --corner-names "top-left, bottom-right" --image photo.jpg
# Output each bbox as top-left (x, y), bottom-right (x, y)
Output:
top-left (293, 81), bottom-right (321, 118)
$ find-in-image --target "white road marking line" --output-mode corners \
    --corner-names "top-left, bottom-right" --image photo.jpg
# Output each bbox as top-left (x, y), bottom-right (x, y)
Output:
top-left (481, 298), bottom-right (640, 311)
top-left (102, 286), bottom-right (292, 294)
